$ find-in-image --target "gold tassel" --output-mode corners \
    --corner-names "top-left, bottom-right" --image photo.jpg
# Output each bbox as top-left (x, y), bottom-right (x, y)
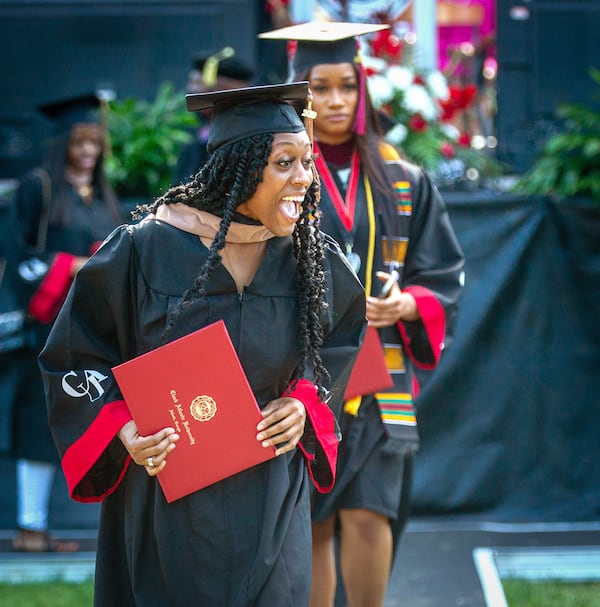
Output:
top-left (301, 88), bottom-right (317, 150)
top-left (302, 88), bottom-right (320, 207)
top-left (344, 396), bottom-right (362, 417)
top-left (203, 46), bottom-right (235, 87)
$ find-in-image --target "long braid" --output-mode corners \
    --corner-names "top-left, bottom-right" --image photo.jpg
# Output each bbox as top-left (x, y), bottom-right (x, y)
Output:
top-left (180, 157), bottom-right (251, 303)
top-left (290, 171), bottom-right (329, 395)
top-left (151, 133), bottom-right (330, 396)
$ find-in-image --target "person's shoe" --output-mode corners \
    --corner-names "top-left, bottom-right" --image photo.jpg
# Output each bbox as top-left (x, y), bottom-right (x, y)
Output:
top-left (11, 528), bottom-right (79, 553)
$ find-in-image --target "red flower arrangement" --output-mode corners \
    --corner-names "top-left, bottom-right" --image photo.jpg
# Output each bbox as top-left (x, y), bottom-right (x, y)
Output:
top-left (439, 84), bottom-right (478, 121)
top-left (364, 32), bottom-right (501, 184)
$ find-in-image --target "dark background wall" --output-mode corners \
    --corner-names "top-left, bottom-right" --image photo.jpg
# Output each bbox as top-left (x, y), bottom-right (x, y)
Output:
top-left (496, 0), bottom-right (600, 173)
top-left (0, 0), bottom-right (257, 178)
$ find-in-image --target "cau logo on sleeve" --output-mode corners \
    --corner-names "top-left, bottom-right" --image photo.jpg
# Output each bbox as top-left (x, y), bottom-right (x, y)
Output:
top-left (61, 369), bottom-right (109, 403)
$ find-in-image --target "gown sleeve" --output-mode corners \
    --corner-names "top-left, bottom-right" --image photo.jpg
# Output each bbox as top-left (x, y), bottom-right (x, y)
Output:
top-left (39, 225), bottom-right (136, 503)
top-left (292, 236), bottom-right (367, 492)
top-left (397, 164), bottom-right (464, 369)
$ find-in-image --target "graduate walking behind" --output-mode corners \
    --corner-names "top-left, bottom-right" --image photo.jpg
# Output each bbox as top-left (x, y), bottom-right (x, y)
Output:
top-left (262, 22), bottom-right (465, 607)
top-left (40, 82), bottom-right (366, 607)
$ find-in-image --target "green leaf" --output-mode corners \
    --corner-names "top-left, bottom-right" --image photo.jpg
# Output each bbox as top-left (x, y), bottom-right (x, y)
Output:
top-left (107, 82), bottom-right (195, 198)
top-left (582, 139), bottom-right (600, 157)
top-left (515, 70), bottom-right (600, 202)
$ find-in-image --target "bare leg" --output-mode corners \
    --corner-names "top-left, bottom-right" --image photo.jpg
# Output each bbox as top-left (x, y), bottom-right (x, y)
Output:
top-left (309, 515), bottom-right (337, 607)
top-left (338, 508), bottom-right (392, 607)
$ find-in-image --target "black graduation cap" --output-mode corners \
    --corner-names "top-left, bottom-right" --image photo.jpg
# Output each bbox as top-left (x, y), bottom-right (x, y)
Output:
top-left (259, 22), bottom-right (389, 136)
top-left (38, 92), bottom-right (102, 131)
top-left (259, 21), bottom-right (389, 75)
top-left (192, 47), bottom-right (255, 85)
top-left (186, 82), bottom-right (309, 153)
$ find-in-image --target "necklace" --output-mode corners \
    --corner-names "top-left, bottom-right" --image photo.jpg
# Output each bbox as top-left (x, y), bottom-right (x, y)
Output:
top-left (65, 169), bottom-right (93, 202)
top-left (75, 184), bottom-right (93, 200)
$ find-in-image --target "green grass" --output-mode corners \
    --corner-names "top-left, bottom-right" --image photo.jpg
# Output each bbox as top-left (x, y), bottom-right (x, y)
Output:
top-left (0, 580), bottom-right (94, 607)
top-left (503, 579), bottom-right (600, 606)
top-left (3, 578), bottom-right (600, 607)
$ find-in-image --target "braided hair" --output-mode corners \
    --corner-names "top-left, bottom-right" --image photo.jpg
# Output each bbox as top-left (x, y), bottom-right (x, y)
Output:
top-left (139, 132), bottom-right (330, 394)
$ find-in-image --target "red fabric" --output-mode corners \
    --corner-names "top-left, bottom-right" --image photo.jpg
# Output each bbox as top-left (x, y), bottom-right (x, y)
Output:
top-left (317, 139), bottom-right (355, 167)
top-left (28, 252), bottom-right (75, 323)
top-left (264, 0), bottom-right (288, 13)
top-left (62, 400), bottom-right (133, 503)
top-left (89, 241), bottom-right (103, 255)
top-left (397, 285), bottom-right (446, 370)
top-left (287, 379), bottom-right (339, 493)
top-left (413, 375), bottom-right (420, 398)
top-left (315, 145), bottom-right (361, 232)
top-left (353, 57), bottom-right (367, 136)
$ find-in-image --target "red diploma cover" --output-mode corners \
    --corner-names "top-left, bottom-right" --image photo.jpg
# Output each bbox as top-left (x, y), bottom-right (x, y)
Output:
top-left (112, 320), bottom-right (276, 502)
top-left (343, 326), bottom-right (393, 400)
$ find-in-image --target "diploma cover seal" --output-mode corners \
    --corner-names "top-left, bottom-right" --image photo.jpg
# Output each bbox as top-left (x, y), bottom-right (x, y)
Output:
top-left (190, 395), bottom-right (217, 422)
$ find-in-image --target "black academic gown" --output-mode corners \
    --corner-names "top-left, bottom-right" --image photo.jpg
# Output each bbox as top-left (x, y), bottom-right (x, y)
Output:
top-left (12, 173), bottom-right (120, 462)
top-left (40, 216), bottom-right (365, 607)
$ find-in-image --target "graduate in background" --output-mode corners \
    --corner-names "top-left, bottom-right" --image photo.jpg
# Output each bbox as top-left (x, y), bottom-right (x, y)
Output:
top-left (261, 22), bottom-right (465, 607)
top-left (11, 92), bottom-right (122, 552)
top-left (40, 83), bottom-right (366, 606)
top-left (173, 47), bottom-right (255, 184)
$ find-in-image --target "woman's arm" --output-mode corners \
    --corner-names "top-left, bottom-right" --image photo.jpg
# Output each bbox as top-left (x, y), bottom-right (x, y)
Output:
top-left (39, 226), bottom-right (137, 502)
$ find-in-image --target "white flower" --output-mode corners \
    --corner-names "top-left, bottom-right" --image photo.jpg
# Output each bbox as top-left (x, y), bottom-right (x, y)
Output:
top-left (403, 84), bottom-right (438, 121)
top-left (441, 122), bottom-right (461, 140)
top-left (361, 55), bottom-right (388, 74)
top-left (367, 74), bottom-right (395, 107)
top-left (387, 65), bottom-right (414, 91)
top-left (426, 70), bottom-right (450, 101)
top-left (385, 123), bottom-right (408, 146)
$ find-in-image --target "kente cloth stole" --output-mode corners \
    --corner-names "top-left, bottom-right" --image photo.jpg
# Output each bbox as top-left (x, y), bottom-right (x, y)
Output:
top-left (376, 168), bottom-right (419, 450)
top-left (343, 145), bottom-right (420, 450)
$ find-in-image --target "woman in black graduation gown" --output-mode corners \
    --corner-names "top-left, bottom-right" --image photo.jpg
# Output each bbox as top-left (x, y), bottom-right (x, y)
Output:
top-left (262, 22), bottom-right (465, 607)
top-left (40, 82), bottom-right (366, 607)
top-left (11, 93), bottom-right (122, 552)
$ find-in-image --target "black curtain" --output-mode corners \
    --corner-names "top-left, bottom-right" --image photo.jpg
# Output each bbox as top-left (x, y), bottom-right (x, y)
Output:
top-left (412, 193), bottom-right (600, 521)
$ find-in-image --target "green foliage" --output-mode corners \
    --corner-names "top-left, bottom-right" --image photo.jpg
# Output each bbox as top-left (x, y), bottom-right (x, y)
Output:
top-left (105, 82), bottom-right (196, 199)
top-left (402, 124), bottom-right (450, 170)
top-left (514, 68), bottom-right (600, 203)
